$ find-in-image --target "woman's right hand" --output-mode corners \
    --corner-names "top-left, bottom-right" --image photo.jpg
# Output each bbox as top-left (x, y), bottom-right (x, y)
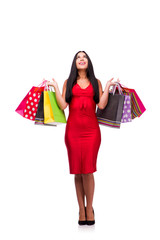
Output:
top-left (46, 78), bottom-right (58, 90)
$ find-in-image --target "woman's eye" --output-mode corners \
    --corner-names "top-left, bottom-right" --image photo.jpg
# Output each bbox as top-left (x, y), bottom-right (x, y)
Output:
top-left (76, 55), bottom-right (87, 59)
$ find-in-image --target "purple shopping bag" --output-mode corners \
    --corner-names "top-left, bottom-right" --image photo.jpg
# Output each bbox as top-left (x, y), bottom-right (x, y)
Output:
top-left (121, 95), bottom-right (132, 123)
top-left (112, 82), bottom-right (132, 123)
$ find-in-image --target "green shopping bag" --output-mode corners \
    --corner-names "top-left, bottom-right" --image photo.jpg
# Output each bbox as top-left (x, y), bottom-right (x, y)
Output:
top-left (47, 87), bottom-right (67, 124)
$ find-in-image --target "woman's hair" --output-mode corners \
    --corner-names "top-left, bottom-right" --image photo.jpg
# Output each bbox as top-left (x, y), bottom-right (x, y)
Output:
top-left (65, 50), bottom-right (99, 104)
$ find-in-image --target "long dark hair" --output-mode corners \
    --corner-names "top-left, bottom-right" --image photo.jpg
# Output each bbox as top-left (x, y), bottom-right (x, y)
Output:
top-left (65, 51), bottom-right (99, 104)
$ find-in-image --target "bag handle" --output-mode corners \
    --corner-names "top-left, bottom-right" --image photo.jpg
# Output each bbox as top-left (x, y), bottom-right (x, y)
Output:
top-left (112, 82), bottom-right (123, 95)
top-left (118, 83), bottom-right (130, 93)
top-left (45, 85), bottom-right (54, 92)
top-left (35, 79), bottom-right (55, 92)
top-left (112, 82), bottom-right (128, 94)
top-left (37, 78), bottom-right (48, 88)
top-left (34, 78), bottom-right (48, 92)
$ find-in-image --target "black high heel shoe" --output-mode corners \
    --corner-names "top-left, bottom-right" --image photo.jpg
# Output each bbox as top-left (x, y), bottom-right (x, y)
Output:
top-left (78, 207), bottom-right (87, 225)
top-left (86, 208), bottom-right (95, 225)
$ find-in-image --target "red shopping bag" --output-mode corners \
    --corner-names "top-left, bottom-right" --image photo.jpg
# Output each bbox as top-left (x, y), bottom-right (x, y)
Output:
top-left (15, 80), bottom-right (46, 121)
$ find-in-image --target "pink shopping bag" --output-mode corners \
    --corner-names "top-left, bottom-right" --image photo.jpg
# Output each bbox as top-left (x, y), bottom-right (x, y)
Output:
top-left (15, 80), bottom-right (47, 121)
top-left (119, 84), bottom-right (146, 119)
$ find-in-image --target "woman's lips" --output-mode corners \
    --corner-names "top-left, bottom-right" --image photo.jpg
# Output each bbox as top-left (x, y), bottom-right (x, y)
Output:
top-left (79, 62), bottom-right (86, 65)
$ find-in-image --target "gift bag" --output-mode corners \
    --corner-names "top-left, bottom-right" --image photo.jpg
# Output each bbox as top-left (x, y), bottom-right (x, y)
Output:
top-left (96, 86), bottom-right (125, 128)
top-left (113, 83), bottom-right (132, 123)
top-left (15, 90), bottom-right (31, 117)
top-left (120, 85), bottom-right (146, 119)
top-left (35, 92), bottom-right (44, 123)
top-left (15, 81), bottom-right (46, 120)
top-left (48, 88), bottom-right (67, 124)
top-left (43, 86), bottom-right (67, 125)
top-left (43, 90), bottom-right (56, 125)
top-left (121, 95), bottom-right (132, 123)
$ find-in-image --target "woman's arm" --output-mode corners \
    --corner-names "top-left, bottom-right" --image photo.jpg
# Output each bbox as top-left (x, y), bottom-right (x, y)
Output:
top-left (61, 79), bottom-right (69, 110)
top-left (47, 79), bottom-right (69, 110)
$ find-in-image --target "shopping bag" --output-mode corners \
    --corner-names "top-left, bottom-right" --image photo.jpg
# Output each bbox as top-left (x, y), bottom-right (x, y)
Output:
top-left (35, 92), bottom-right (44, 123)
top-left (43, 90), bottom-right (56, 125)
top-left (48, 88), bottom-right (67, 124)
top-left (113, 83), bottom-right (132, 123)
top-left (131, 89), bottom-right (146, 117)
top-left (121, 95), bottom-right (132, 123)
top-left (96, 85), bottom-right (125, 128)
top-left (43, 86), bottom-right (67, 125)
top-left (120, 85), bottom-right (146, 119)
top-left (15, 90), bottom-right (31, 117)
top-left (15, 84), bottom-right (45, 120)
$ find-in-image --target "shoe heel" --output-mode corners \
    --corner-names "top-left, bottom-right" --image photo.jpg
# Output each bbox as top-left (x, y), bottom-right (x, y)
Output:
top-left (78, 207), bottom-right (87, 225)
top-left (86, 207), bottom-right (95, 225)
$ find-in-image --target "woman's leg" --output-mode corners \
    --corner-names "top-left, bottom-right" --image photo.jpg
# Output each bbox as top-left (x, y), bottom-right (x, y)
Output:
top-left (82, 173), bottom-right (95, 220)
top-left (74, 174), bottom-right (86, 220)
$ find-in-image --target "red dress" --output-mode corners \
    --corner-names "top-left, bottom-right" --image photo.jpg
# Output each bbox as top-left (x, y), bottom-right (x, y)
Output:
top-left (64, 81), bottom-right (101, 174)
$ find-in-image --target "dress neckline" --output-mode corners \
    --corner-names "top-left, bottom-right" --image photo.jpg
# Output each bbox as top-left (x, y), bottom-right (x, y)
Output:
top-left (76, 82), bottom-right (91, 90)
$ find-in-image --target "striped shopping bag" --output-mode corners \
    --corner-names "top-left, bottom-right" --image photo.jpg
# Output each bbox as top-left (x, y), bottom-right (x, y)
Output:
top-left (121, 86), bottom-right (146, 119)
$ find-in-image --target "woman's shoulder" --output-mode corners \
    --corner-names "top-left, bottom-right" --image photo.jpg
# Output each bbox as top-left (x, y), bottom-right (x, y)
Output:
top-left (62, 79), bottom-right (68, 90)
top-left (96, 78), bottom-right (101, 84)
top-left (97, 79), bottom-right (102, 88)
top-left (96, 79), bottom-right (103, 96)
top-left (64, 79), bottom-right (68, 85)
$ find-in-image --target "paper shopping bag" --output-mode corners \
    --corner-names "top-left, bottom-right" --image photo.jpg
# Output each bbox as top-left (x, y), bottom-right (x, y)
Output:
top-left (43, 90), bottom-right (57, 125)
top-left (35, 92), bottom-right (44, 123)
top-left (121, 95), bottom-right (132, 123)
top-left (96, 92), bottom-right (125, 128)
top-left (15, 86), bottom-right (44, 121)
top-left (121, 86), bottom-right (146, 119)
top-left (48, 91), bottom-right (67, 124)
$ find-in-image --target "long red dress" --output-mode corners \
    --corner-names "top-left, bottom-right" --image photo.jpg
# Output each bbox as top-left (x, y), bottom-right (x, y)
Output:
top-left (64, 81), bottom-right (101, 174)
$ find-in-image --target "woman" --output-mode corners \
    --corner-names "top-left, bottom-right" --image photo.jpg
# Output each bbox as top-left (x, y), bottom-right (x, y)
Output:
top-left (47, 51), bottom-right (118, 225)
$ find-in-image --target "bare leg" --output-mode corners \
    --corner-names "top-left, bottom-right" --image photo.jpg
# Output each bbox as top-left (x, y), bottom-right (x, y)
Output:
top-left (74, 174), bottom-right (86, 220)
top-left (82, 173), bottom-right (95, 220)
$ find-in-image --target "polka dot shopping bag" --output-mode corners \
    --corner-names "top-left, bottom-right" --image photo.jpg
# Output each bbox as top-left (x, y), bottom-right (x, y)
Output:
top-left (111, 83), bottom-right (132, 123)
top-left (15, 80), bottom-right (47, 121)
top-left (121, 94), bottom-right (132, 123)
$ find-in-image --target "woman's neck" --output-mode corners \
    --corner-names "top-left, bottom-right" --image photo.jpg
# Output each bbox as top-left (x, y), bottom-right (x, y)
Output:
top-left (77, 70), bottom-right (87, 80)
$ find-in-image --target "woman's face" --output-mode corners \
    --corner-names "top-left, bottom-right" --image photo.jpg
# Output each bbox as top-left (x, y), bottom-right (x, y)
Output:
top-left (76, 52), bottom-right (88, 70)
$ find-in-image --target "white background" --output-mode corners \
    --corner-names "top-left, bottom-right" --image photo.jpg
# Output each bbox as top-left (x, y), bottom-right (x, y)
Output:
top-left (0, 0), bottom-right (160, 239)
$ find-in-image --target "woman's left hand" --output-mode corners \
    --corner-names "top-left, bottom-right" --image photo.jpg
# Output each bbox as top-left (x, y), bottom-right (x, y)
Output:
top-left (105, 78), bottom-right (120, 90)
